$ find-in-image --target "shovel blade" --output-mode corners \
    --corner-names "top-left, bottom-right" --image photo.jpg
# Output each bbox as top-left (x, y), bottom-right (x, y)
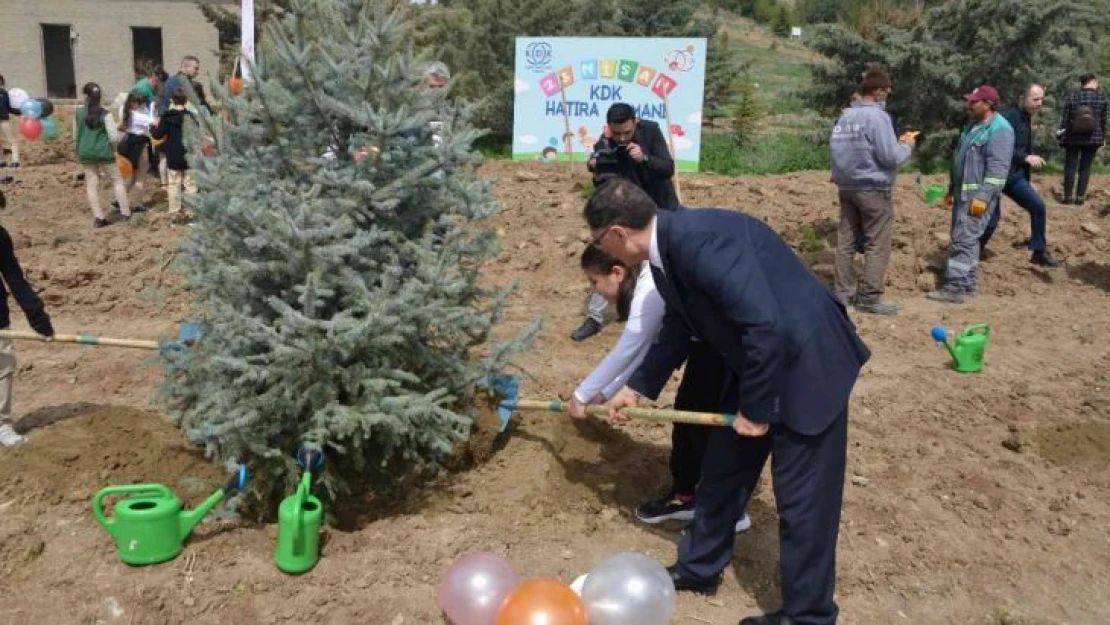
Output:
top-left (486, 374), bottom-right (520, 433)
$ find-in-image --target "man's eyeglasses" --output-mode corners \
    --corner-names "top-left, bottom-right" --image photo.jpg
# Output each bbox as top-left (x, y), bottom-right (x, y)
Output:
top-left (590, 225), bottom-right (614, 248)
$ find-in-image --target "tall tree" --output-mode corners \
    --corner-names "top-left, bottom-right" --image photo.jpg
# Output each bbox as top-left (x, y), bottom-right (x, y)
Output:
top-left (162, 0), bottom-right (536, 510)
top-left (807, 0), bottom-right (1109, 167)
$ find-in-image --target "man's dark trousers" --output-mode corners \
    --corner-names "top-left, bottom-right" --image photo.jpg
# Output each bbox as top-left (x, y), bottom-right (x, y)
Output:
top-left (980, 173), bottom-right (1047, 252)
top-left (677, 407), bottom-right (849, 625)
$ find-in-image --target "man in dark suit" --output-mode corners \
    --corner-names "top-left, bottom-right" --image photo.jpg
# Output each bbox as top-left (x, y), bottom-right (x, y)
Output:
top-left (585, 179), bottom-right (871, 625)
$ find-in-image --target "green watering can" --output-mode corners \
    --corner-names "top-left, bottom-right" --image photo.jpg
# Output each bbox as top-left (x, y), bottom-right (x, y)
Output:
top-left (93, 465), bottom-right (247, 566)
top-left (275, 448), bottom-right (323, 574)
top-left (916, 174), bottom-right (947, 206)
top-left (931, 324), bottom-right (991, 373)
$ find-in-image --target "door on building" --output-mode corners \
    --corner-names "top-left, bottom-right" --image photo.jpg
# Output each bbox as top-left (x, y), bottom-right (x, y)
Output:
top-left (41, 24), bottom-right (77, 99)
top-left (131, 27), bottom-right (164, 77)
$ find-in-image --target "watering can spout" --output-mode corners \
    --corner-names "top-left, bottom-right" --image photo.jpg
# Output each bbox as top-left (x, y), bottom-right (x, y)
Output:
top-left (178, 489), bottom-right (226, 541)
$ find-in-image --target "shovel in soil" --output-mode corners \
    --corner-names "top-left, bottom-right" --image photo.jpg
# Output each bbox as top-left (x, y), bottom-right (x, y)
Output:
top-left (484, 374), bottom-right (737, 432)
top-left (0, 321), bottom-right (201, 352)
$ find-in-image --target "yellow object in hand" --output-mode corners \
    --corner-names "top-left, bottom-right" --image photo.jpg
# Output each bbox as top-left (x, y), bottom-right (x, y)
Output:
top-left (969, 198), bottom-right (987, 216)
top-left (900, 130), bottom-right (921, 143)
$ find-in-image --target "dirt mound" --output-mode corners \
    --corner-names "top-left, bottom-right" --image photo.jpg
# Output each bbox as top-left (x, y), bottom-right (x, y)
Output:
top-left (1034, 421), bottom-right (1110, 466)
top-left (2, 164), bottom-right (188, 319)
top-left (0, 157), bottom-right (1109, 622)
top-left (0, 406), bottom-right (222, 508)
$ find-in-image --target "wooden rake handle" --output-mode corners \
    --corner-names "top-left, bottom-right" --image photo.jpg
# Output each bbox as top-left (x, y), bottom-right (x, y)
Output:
top-left (0, 330), bottom-right (160, 350)
top-left (507, 399), bottom-right (735, 427)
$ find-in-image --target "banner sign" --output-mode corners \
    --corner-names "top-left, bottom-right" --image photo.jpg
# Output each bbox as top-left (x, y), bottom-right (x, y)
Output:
top-left (513, 37), bottom-right (708, 172)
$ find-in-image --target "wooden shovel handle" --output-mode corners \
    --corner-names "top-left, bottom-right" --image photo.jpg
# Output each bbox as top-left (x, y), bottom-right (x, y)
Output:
top-left (0, 330), bottom-right (160, 350)
top-left (508, 399), bottom-right (734, 427)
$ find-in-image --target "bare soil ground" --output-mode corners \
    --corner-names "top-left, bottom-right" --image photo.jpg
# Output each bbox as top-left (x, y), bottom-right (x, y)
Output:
top-left (0, 140), bottom-right (1108, 624)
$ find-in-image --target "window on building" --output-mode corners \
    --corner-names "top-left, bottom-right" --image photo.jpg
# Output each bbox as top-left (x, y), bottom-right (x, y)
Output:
top-left (132, 27), bottom-right (164, 78)
top-left (41, 24), bottom-right (77, 99)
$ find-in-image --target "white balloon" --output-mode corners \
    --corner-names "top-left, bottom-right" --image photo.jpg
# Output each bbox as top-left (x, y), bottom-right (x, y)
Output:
top-left (8, 88), bottom-right (28, 109)
top-left (569, 574), bottom-right (588, 596)
top-left (582, 552), bottom-right (676, 625)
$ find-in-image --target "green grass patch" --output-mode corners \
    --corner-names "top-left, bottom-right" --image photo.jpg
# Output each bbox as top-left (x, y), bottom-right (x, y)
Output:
top-left (474, 131), bottom-right (832, 175)
top-left (718, 15), bottom-right (816, 101)
top-left (700, 131), bottom-right (830, 176)
top-left (511, 151), bottom-right (701, 172)
top-left (473, 134), bottom-right (513, 159)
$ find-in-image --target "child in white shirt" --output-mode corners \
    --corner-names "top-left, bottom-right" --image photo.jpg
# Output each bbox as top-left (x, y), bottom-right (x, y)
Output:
top-left (569, 245), bottom-right (751, 532)
top-left (116, 91), bottom-right (158, 213)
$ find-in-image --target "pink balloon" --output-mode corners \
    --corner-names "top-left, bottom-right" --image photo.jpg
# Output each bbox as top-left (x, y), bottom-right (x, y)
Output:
top-left (438, 552), bottom-right (522, 625)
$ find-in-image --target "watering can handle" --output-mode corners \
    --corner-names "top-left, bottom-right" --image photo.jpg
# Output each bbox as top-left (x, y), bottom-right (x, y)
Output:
top-left (962, 324), bottom-right (991, 337)
top-left (291, 474), bottom-right (311, 556)
top-left (92, 484), bottom-right (175, 530)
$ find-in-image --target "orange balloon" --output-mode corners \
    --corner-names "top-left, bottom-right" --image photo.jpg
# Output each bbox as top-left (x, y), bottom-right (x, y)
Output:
top-left (229, 77), bottom-right (243, 96)
top-left (116, 154), bottom-right (133, 179)
top-left (495, 578), bottom-right (587, 625)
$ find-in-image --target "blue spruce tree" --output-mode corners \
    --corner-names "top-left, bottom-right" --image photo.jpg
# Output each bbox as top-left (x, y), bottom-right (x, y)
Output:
top-left (160, 0), bottom-right (536, 511)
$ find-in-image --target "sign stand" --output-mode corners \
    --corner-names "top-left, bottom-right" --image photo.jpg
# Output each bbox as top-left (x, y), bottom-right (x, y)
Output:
top-left (558, 81), bottom-right (574, 162)
top-left (241, 0), bottom-right (255, 80)
top-left (663, 93), bottom-right (683, 205)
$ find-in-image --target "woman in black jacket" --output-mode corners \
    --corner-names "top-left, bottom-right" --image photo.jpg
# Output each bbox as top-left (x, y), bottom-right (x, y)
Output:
top-left (1058, 72), bottom-right (1109, 205)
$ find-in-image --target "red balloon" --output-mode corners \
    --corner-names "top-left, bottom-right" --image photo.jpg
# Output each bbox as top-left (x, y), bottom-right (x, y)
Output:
top-left (228, 77), bottom-right (243, 96)
top-left (495, 578), bottom-right (587, 625)
top-left (19, 117), bottom-right (42, 140)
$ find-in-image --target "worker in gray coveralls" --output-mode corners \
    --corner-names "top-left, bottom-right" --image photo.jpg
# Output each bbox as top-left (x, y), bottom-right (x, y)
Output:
top-left (928, 84), bottom-right (1014, 305)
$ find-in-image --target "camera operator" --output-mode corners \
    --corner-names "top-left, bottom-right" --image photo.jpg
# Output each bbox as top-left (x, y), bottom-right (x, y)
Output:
top-left (573, 103), bottom-right (678, 341)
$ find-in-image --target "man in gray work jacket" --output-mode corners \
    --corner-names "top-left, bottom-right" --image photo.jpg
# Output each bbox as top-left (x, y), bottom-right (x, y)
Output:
top-left (928, 85), bottom-right (1014, 304)
top-left (830, 66), bottom-right (915, 315)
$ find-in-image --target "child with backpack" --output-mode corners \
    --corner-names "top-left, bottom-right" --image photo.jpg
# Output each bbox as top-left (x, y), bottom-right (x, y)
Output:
top-left (74, 83), bottom-right (132, 228)
top-left (1058, 72), bottom-right (1109, 206)
top-left (569, 245), bottom-right (751, 533)
top-left (151, 88), bottom-right (197, 223)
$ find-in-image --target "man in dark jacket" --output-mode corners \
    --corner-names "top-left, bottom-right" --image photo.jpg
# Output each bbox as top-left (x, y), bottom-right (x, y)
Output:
top-left (588, 179), bottom-right (871, 625)
top-left (158, 55), bottom-right (208, 114)
top-left (0, 224), bottom-right (54, 447)
top-left (573, 103), bottom-right (679, 341)
top-left (1058, 72), bottom-right (1109, 205)
top-left (979, 84), bottom-right (1062, 268)
top-left (587, 103), bottom-right (678, 209)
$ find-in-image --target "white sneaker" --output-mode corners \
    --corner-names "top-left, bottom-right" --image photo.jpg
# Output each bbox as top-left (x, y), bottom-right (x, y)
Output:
top-left (0, 423), bottom-right (25, 447)
top-left (735, 513), bottom-right (752, 533)
top-left (681, 512), bottom-right (753, 537)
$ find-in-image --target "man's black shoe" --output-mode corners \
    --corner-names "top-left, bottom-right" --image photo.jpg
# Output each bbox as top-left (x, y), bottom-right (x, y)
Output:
top-left (665, 564), bottom-right (720, 595)
top-left (739, 612), bottom-right (796, 625)
top-left (570, 318), bottom-right (602, 342)
top-left (1031, 251), bottom-right (1062, 268)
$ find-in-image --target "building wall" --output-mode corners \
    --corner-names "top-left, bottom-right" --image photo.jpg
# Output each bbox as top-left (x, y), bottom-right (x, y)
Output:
top-left (0, 0), bottom-right (232, 101)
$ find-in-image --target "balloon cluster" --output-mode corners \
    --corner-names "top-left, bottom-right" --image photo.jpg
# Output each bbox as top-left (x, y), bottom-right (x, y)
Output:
top-left (438, 551), bottom-right (676, 625)
top-left (9, 89), bottom-right (58, 141)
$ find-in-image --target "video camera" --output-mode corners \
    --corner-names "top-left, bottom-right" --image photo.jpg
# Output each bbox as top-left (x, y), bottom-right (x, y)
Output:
top-left (592, 136), bottom-right (626, 182)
